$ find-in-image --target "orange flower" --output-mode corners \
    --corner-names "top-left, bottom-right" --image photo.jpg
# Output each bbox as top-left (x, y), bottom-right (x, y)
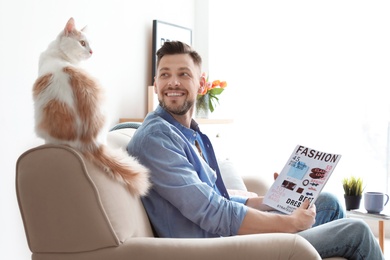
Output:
top-left (220, 81), bottom-right (227, 88)
top-left (197, 72), bottom-right (228, 113)
top-left (211, 80), bottom-right (220, 88)
top-left (200, 86), bottom-right (208, 95)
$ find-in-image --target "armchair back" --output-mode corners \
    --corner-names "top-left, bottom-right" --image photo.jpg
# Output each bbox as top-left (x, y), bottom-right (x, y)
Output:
top-left (16, 144), bottom-right (153, 254)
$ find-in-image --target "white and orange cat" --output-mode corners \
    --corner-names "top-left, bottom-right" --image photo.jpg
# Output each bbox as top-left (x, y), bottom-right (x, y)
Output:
top-left (32, 17), bottom-right (150, 196)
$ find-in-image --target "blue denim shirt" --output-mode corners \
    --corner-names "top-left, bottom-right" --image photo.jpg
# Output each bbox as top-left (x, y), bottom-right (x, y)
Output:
top-left (127, 105), bottom-right (248, 238)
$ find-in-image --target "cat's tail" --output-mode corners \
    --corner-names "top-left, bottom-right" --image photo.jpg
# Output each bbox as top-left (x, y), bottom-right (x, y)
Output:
top-left (85, 145), bottom-right (151, 196)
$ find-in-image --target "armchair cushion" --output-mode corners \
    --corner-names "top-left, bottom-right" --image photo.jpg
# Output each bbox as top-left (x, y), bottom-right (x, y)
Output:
top-left (31, 234), bottom-right (321, 260)
top-left (218, 158), bottom-right (247, 191)
top-left (107, 127), bottom-right (250, 192)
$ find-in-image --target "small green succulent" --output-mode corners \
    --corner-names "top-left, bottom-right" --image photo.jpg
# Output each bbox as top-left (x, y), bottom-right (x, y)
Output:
top-left (342, 176), bottom-right (364, 196)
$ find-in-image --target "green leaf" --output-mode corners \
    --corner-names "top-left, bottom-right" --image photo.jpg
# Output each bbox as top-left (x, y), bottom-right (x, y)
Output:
top-left (342, 176), bottom-right (364, 196)
top-left (209, 95), bottom-right (221, 113)
top-left (197, 87), bottom-right (225, 113)
top-left (209, 100), bottom-right (214, 112)
top-left (208, 88), bottom-right (224, 95)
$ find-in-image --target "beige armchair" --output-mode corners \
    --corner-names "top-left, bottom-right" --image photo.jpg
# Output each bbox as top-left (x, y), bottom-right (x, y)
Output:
top-left (15, 126), bottom-right (345, 260)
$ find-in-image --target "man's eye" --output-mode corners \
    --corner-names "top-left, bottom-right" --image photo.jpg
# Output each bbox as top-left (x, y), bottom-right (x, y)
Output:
top-left (80, 40), bottom-right (86, 46)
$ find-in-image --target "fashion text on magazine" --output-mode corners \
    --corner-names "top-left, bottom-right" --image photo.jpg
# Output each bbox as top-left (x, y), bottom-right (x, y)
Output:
top-left (263, 144), bottom-right (341, 214)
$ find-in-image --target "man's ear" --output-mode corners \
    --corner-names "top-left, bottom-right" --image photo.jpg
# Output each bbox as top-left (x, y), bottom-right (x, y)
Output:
top-left (198, 74), bottom-right (206, 94)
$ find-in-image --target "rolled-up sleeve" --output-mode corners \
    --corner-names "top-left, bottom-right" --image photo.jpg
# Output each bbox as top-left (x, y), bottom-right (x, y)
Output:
top-left (230, 195), bottom-right (249, 205)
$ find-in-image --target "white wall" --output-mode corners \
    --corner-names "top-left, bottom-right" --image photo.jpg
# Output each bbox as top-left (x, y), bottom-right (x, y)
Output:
top-left (0, 0), bottom-right (196, 258)
top-left (207, 0), bottom-right (390, 202)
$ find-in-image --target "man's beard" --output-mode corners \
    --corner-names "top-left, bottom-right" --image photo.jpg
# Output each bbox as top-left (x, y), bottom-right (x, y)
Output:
top-left (159, 98), bottom-right (194, 116)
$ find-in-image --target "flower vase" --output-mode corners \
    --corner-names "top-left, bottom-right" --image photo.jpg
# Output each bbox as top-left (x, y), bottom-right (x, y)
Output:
top-left (195, 94), bottom-right (210, 119)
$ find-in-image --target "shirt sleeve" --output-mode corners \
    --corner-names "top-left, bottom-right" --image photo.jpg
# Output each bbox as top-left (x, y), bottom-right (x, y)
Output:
top-left (128, 128), bottom-right (247, 237)
top-left (230, 195), bottom-right (249, 205)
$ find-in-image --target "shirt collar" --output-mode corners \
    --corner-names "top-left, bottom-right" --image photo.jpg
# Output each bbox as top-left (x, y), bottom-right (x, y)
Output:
top-left (154, 105), bottom-right (200, 143)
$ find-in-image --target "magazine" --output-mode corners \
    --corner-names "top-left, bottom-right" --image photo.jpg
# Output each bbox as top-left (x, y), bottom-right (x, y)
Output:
top-left (263, 144), bottom-right (341, 214)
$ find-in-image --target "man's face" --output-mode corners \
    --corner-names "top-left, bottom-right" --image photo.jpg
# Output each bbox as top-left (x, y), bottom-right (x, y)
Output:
top-left (154, 54), bottom-right (202, 116)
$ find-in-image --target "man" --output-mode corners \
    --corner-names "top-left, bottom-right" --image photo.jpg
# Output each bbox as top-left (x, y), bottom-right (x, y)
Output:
top-left (128, 41), bottom-right (384, 259)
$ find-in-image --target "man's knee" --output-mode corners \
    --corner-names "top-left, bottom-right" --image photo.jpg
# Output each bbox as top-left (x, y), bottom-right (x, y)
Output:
top-left (316, 192), bottom-right (345, 216)
top-left (313, 192), bottom-right (346, 226)
top-left (344, 218), bottom-right (370, 231)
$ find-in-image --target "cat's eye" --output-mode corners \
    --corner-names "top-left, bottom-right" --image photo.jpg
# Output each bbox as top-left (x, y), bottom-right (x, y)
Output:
top-left (80, 40), bottom-right (86, 46)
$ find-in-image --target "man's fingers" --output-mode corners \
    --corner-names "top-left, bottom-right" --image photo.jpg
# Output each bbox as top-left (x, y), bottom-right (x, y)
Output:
top-left (300, 198), bottom-right (311, 209)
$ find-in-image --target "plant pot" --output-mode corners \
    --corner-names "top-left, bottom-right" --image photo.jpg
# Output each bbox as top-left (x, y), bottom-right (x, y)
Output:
top-left (344, 195), bottom-right (362, 211)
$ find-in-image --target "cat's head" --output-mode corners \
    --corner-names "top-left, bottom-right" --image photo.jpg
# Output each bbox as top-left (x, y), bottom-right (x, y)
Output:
top-left (57, 17), bottom-right (93, 63)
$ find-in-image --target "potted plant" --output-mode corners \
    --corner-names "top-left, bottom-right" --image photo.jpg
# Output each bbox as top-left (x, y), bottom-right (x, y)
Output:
top-left (342, 176), bottom-right (364, 210)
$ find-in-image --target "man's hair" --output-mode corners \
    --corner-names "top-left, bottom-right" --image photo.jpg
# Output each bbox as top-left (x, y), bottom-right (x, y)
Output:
top-left (156, 41), bottom-right (202, 68)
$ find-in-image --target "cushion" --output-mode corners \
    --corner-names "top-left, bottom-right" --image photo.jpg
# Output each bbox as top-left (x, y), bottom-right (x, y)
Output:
top-left (218, 158), bottom-right (247, 191)
top-left (110, 122), bottom-right (141, 131)
top-left (107, 127), bottom-right (137, 151)
top-left (107, 127), bottom-right (248, 192)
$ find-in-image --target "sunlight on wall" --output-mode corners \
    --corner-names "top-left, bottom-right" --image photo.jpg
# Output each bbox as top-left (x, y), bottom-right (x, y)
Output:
top-left (207, 0), bottom-right (390, 199)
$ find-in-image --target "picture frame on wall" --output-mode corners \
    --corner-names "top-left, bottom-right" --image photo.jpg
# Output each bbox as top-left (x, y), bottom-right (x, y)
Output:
top-left (151, 20), bottom-right (192, 85)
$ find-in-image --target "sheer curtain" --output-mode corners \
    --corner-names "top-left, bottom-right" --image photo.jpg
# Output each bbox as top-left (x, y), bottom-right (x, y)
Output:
top-left (205, 0), bottom-right (390, 200)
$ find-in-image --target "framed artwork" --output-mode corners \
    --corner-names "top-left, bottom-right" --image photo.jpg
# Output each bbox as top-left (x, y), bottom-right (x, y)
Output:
top-left (151, 20), bottom-right (192, 85)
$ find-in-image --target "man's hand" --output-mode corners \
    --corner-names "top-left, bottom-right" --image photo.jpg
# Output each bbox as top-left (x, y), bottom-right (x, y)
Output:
top-left (273, 172), bottom-right (316, 231)
top-left (288, 199), bottom-right (316, 232)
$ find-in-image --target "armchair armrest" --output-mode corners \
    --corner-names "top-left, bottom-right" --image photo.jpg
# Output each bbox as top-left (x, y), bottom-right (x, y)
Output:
top-left (35, 234), bottom-right (321, 260)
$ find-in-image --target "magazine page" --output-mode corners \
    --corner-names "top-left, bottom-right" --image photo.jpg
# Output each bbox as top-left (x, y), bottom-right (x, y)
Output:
top-left (263, 144), bottom-right (341, 214)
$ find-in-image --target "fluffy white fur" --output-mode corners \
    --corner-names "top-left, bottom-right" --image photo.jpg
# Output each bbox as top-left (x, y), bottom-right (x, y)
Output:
top-left (32, 17), bottom-right (150, 196)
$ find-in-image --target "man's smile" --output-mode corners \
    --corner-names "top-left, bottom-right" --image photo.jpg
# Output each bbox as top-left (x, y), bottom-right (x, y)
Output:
top-left (165, 91), bottom-right (185, 97)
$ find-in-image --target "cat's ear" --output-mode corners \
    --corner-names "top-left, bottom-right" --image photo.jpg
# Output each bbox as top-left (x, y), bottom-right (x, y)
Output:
top-left (64, 17), bottom-right (75, 36)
